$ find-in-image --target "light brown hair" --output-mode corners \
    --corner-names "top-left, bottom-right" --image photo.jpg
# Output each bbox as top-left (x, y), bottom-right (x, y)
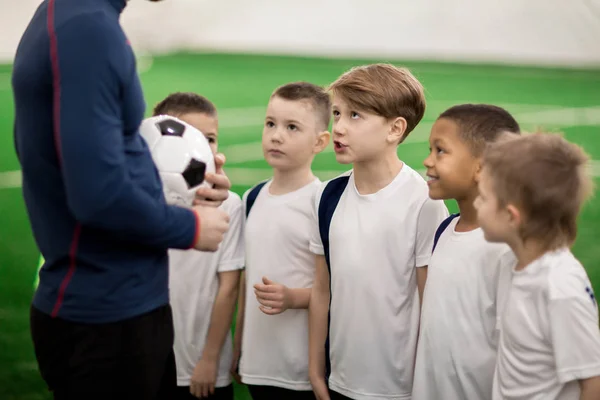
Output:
top-left (438, 104), bottom-right (521, 156)
top-left (328, 63), bottom-right (426, 142)
top-left (271, 82), bottom-right (332, 131)
top-left (153, 92), bottom-right (217, 117)
top-left (483, 132), bottom-right (594, 249)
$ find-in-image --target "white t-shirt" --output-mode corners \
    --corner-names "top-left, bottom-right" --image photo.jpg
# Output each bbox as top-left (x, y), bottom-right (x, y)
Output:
top-left (493, 247), bottom-right (600, 400)
top-left (309, 166), bottom-right (449, 400)
top-left (168, 192), bottom-right (245, 387)
top-left (239, 178), bottom-right (320, 391)
top-left (412, 217), bottom-right (516, 400)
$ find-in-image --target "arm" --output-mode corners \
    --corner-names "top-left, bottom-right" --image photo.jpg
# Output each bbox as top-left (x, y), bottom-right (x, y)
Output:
top-left (191, 271), bottom-right (240, 397)
top-left (191, 270), bottom-right (240, 398)
top-left (201, 271), bottom-right (241, 362)
top-left (580, 376), bottom-right (600, 400)
top-left (308, 255), bottom-right (331, 399)
top-left (54, 15), bottom-right (198, 249)
top-left (231, 271), bottom-right (246, 382)
top-left (416, 267), bottom-right (427, 307)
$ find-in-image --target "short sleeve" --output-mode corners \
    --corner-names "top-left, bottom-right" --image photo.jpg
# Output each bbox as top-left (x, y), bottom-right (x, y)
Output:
top-left (309, 183), bottom-right (325, 256)
top-left (549, 276), bottom-right (600, 383)
top-left (216, 195), bottom-right (245, 272)
top-left (415, 198), bottom-right (449, 267)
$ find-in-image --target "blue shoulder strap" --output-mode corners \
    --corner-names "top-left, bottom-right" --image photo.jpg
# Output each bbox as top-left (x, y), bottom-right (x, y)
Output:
top-left (432, 213), bottom-right (460, 253)
top-left (318, 175), bottom-right (351, 270)
top-left (245, 181), bottom-right (268, 218)
top-left (316, 174), bottom-right (350, 382)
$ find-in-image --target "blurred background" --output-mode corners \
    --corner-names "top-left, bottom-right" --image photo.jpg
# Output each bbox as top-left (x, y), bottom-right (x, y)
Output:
top-left (1, 0), bottom-right (599, 399)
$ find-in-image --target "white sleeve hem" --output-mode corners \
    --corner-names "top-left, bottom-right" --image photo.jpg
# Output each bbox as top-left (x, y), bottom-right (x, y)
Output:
top-left (558, 364), bottom-right (600, 383)
top-left (217, 258), bottom-right (245, 273)
top-left (416, 255), bottom-right (431, 267)
top-left (309, 242), bottom-right (325, 255)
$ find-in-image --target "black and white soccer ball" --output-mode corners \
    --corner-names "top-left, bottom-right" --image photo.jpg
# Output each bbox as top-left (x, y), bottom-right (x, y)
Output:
top-left (140, 115), bottom-right (216, 206)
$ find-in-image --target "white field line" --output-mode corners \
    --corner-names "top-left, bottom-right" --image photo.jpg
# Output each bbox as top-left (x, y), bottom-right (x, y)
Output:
top-left (218, 102), bottom-right (565, 130)
top-left (4, 162), bottom-right (600, 190)
top-left (2, 104), bottom-right (600, 189)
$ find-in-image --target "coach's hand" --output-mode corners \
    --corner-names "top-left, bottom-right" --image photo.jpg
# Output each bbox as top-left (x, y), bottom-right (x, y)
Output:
top-left (192, 206), bottom-right (230, 251)
top-left (194, 153), bottom-right (231, 208)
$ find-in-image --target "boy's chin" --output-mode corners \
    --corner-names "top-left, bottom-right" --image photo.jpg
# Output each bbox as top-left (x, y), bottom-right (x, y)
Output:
top-left (427, 188), bottom-right (449, 201)
top-left (334, 154), bottom-right (353, 165)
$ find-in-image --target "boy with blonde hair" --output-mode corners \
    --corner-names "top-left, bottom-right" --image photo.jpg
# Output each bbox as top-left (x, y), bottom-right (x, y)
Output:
top-left (475, 132), bottom-right (600, 400)
top-left (308, 64), bottom-right (448, 400)
top-left (412, 104), bottom-right (520, 400)
top-left (232, 82), bottom-right (331, 400)
top-left (153, 93), bottom-right (245, 400)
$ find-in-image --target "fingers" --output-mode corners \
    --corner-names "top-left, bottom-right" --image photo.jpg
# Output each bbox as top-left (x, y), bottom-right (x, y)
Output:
top-left (259, 305), bottom-right (284, 315)
top-left (262, 276), bottom-right (274, 285)
top-left (254, 290), bottom-right (281, 301)
top-left (204, 171), bottom-right (232, 191)
top-left (190, 382), bottom-right (215, 399)
top-left (190, 383), bottom-right (200, 398)
top-left (214, 153), bottom-right (226, 171)
top-left (256, 297), bottom-right (282, 308)
top-left (194, 182), bottom-right (229, 207)
top-left (253, 284), bottom-right (279, 293)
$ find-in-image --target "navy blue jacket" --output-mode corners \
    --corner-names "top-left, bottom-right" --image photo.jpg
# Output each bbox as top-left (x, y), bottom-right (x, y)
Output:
top-left (12, 0), bottom-right (199, 323)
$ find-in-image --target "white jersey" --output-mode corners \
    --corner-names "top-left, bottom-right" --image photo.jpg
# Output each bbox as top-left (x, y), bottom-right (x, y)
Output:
top-left (168, 192), bottom-right (245, 387)
top-left (239, 178), bottom-right (320, 391)
top-left (412, 217), bottom-right (515, 400)
top-left (493, 248), bottom-right (600, 400)
top-left (309, 166), bottom-right (449, 400)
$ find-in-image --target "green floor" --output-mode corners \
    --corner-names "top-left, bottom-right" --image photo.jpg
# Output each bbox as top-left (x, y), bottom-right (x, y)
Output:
top-left (1, 52), bottom-right (599, 399)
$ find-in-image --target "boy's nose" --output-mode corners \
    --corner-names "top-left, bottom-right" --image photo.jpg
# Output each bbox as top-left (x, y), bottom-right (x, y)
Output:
top-left (423, 153), bottom-right (434, 168)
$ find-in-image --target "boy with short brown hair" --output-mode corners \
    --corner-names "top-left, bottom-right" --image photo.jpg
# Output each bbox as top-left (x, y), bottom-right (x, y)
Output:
top-left (153, 92), bottom-right (244, 400)
top-left (308, 64), bottom-right (448, 400)
top-left (475, 132), bottom-right (600, 400)
top-left (233, 82), bottom-right (331, 400)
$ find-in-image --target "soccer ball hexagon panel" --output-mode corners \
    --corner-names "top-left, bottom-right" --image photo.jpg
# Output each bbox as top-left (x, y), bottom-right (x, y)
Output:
top-left (139, 115), bottom-right (216, 206)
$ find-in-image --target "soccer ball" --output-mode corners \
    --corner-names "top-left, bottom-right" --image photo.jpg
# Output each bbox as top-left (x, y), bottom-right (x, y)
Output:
top-left (139, 115), bottom-right (215, 206)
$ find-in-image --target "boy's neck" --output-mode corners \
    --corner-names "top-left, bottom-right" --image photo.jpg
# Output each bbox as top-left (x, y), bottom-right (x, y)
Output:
top-left (353, 151), bottom-right (403, 195)
top-left (454, 190), bottom-right (480, 232)
top-left (509, 238), bottom-right (548, 271)
top-left (270, 165), bottom-right (316, 195)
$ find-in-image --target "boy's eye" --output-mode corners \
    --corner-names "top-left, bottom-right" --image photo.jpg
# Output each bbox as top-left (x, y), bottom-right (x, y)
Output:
top-left (332, 110), bottom-right (340, 117)
top-left (351, 112), bottom-right (360, 119)
top-left (207, 138), bottom-right (216, 144)
top-left (436, 147), bottom-right (445, 154)
top-left (265, 121), bottom-right (275, 128)
top-left (288, 124), bottom-right (297, 131)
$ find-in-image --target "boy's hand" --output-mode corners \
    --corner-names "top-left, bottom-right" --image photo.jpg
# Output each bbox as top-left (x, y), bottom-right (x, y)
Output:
top-left (254, 277), bottom-right (292, 315)
top-left (194, 153), bottom-right (231, 208)
top-left (192, 206), bottom-right (229, 252)
top-left (190, 358), bottom-right (218, 398)
top-left (310, 375), bottom-right (330, 400)
top-left (230, 346), bottom-right (242, 384)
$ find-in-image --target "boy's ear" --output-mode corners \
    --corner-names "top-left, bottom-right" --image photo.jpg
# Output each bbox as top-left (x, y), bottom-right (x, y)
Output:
top-left (387, 117), bottom-right (408, 145)
top-left (314, 130), bottom-right (331, 153)
top-left (506, 203), bottom-right (522, 230)
top-left (473, 158), bottom-right (483, 183)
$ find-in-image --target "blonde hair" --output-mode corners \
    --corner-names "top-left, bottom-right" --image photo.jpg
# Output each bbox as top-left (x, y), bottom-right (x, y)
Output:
top-left (483, 132), bottom-right (594, 249)
top-left (328, 63), bottom-right (425, 142)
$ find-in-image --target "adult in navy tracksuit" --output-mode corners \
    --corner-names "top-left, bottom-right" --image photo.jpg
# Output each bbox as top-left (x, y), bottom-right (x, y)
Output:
top-left (12, 0), bottom-right (231, 398)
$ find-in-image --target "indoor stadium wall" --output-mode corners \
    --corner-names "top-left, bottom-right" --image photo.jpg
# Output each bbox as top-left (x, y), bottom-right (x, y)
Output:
top-left (1, 0), bottom-right (600, 67)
